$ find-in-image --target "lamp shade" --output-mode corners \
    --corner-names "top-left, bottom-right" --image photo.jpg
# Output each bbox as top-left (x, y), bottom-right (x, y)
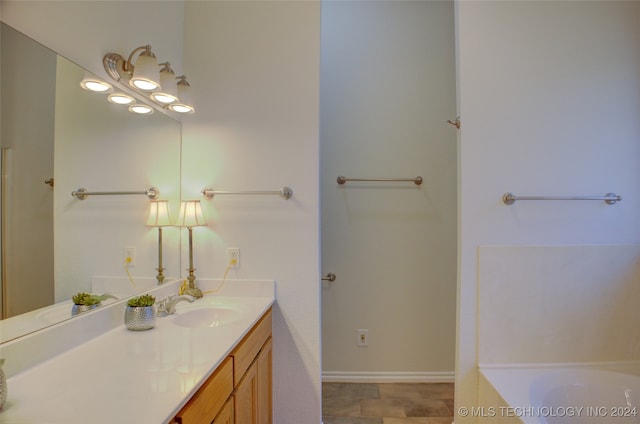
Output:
top-left (168, 76), bottom-right (195, 114)
top-left (130, 48), bottom-right (161, 91)
top-left (150, 63), bottom-right (179, 104)
top-left (176, 200), bottom-right (207, 228)
top-left (146, 200), bottom-right (173, 227)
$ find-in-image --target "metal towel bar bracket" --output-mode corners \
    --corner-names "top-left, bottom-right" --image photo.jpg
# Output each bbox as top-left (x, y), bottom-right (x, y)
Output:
top-left (337, 176), bottom-right (423, 186)
top-left (71, 187), bottom-right (159, 200)
top-left (321, 273), bottom-right (336, 282)
top-left (201, 187), bottom-right (293, 200)
top-left (503, 192), bottom-right (621, 205)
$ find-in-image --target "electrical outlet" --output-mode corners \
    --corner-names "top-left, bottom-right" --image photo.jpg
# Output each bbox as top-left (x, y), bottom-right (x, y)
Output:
top-left (227, 247), bottom-right (240, 268)
top-left (124, 247), bottom-right (135, 266)
top-left (356, 329), bottom-right (368, 347)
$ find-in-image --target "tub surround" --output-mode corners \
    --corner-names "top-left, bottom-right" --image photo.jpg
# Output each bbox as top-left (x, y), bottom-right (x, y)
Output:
top-left (0, 278), bottom-right (275, 423)
top-left (478, 245), bottom-right (640, 364)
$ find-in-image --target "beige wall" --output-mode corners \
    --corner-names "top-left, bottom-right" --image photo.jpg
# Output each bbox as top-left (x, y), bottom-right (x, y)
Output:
top-left (1, 23), bottom-right (56, 317)
top-left (320, 1), bottom-right (457, 380)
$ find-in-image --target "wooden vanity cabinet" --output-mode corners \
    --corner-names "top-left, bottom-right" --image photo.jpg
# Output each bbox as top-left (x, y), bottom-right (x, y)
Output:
top-left (231, 308), bottom-right (272, 424)
top-left (173, 308), bottom-right (272, 424)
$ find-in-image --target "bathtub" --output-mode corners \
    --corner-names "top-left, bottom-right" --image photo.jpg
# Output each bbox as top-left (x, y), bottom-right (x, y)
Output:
top-left (479, 363), bottom-right (640, 424)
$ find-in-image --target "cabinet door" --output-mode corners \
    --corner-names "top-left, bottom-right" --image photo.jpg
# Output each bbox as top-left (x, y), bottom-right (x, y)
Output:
top-left (213, 398), bottom-right (234, 424)
top-left (235, 360), bottom-right (258, 424)
top-left (257, 338), bottom-right (272, 424)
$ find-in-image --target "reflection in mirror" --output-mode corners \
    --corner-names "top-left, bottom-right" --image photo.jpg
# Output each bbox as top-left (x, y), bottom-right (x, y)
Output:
top-left (0, 23), bottom-right (182, 343)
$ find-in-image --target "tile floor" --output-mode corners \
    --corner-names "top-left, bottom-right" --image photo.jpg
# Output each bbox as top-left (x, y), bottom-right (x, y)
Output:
top-left (322, 382), bottom-right (454, 424)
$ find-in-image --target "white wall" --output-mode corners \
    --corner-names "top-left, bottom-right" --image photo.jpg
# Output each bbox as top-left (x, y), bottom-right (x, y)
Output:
top-left (181, 2), bottom-right (321, 422)
top-left (54, 56), bottom-right (181, 301)
top-left (320, 1), bottom-right (456, 380)
top-left (1, 1), bottom-right (185, 299)
top-left (0, 1), bottom-right (184, 84)
top-left (456, 1), bottom-right (640, 420)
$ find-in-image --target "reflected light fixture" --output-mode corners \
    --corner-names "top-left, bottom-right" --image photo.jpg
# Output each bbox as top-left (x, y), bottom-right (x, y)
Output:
top-left (107, 93), bottom-right (135, 105)
top-left (129, 104), bottom-right (154, 115)
top-left (176, 200), bottom-right (207, 298)
top-left (168, 76), bottom-right (195, 114)
top-left (146, 200), bottom-right (174, 284)
top-left (150, 62), bottom-right (179, 104)
top-left (80, 76), bottom-right (112, 93)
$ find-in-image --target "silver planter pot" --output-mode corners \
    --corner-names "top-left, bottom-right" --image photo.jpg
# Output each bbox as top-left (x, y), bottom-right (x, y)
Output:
top-left (71, 303), bottom-right (100, 316)
top-left (124, 306), bottom-right (156, 331)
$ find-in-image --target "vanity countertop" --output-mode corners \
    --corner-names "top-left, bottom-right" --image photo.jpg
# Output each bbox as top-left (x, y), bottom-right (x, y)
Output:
top-left (0, 280), bottom-right (274, 424)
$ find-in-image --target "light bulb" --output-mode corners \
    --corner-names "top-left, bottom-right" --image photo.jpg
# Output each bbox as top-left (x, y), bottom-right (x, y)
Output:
top-left (129, 104), bottom-right (154, 115)
top-left (108, 93), bottom-right (135, 105)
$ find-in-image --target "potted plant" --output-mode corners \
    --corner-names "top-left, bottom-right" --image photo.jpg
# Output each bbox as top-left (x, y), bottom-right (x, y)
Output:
top-left (71, 292), bottom-right (112, 316)
top-left (124, 294), bottom-right (156, 331)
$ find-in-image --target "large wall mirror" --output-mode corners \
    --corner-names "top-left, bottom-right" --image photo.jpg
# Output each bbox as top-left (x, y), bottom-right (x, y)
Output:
top-left (0, 22), bottom-right (182, 343)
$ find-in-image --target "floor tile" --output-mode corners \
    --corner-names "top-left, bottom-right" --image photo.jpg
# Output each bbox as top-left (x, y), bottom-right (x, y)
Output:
top-left (383, 418), bottom-right (431, 424)
top-left (361, 398), bottom-right (406, 417)
top-left (383, 418), bottom-right (453, 424)
top-left (323, 417), bottom-right (384, 424)
top-left (322, 397), bottom-right (363, 417)
top-left (323, 383), bottom-right (381, 400)
top-left (378, 383), bottom-right (423, 400)
top-left (416, 383), bottom-right (454, 400)
top-left (323, 382), bottom-right (454, 422)
top-left (403, 399), bottom-right (451, 417)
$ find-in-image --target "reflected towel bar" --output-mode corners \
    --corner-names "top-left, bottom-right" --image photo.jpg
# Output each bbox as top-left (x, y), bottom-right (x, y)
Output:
top-left (502, 192), bottom-right (621, 205)
top-left (201, 187), bottom-right (293, 200)
top-left (71, 187), bottom-right (159, 200)
top-left (337, 176), bottom-right (423, 186)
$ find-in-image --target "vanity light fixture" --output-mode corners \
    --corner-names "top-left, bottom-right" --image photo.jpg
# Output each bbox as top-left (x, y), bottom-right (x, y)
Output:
top-left (146, 200), bottom-right (174, 284)
top-left (176, 200), bottom-right (207, 298)
top-left (107, 93), bottom-right (135, 105)
top-left (168, 76), bottom-right (196, 114)
top-left (129, 104), bottom-right (154, 115)
top-left (80, 76), bottom-right (112, 93)
top-left (150, 62), bottom-right (179, 104)
top-left (103, 46), bottom-right (195, 115)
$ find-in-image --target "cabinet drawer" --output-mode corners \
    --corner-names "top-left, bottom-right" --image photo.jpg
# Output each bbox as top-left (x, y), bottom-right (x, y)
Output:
top-left (174, 357), bottom-right (234, 424)
top-left (230, 308), bottom-right (272, 386)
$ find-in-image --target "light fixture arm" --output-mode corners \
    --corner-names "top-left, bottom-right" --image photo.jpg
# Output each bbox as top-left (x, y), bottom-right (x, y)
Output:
top-left (124, 45), bottom-right (153, 73)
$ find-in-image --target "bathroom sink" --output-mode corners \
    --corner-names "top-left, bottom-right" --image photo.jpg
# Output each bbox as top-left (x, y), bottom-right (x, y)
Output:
top-left (172, 305), bottom-right (241, 328)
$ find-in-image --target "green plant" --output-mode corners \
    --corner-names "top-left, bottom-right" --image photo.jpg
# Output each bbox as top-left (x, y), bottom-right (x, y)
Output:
top-left (72, 292), bottom-right (108, 306)
top-left (127, 294), bottom-right (155, 308)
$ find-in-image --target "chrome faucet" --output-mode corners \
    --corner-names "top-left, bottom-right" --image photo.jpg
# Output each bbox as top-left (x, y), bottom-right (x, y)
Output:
top-left (157, 295), bottom-right (196, 317)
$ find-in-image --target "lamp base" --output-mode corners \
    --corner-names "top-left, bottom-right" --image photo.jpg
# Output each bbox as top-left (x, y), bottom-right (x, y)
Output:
top-left (156, 267), bottom-right (165, 284)
top-left (183, 286), bottom-right (203, 299)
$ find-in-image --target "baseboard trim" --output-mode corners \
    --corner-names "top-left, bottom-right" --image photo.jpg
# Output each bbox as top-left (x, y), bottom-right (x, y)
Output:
top-left (322, 371), bottom-right (455, 383)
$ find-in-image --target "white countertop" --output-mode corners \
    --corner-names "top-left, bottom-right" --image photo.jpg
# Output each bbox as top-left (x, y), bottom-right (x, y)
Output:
top-left (0, 279), bottom-right (274, 424)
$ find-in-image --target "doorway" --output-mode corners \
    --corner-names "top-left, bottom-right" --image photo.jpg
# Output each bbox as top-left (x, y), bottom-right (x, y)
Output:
top-left (319, 0), bottom-right (457, 409)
